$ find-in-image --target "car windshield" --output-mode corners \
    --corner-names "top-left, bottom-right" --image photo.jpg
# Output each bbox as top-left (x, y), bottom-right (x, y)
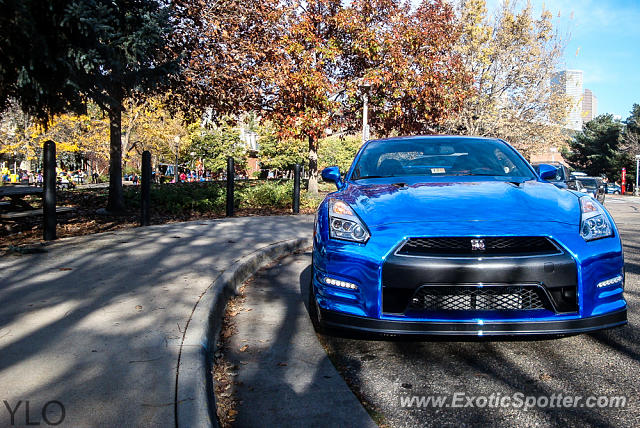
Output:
top-left (577, 178), bottom-right (597, 190)
top-left (351, 138), bottom-right (535, 180)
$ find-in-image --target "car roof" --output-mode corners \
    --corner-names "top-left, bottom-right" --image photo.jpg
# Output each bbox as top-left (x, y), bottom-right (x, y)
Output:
top-left (531, 162), bottom-right (565, 166)
top-left (367, 135), bottom-right (501, 143)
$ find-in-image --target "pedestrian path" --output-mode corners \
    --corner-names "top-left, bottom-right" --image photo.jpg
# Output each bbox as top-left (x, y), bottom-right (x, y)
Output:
top-left (0, 216), bottom-right (312, 426)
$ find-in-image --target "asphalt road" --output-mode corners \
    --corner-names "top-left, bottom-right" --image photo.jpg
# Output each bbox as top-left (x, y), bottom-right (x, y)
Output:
top-left (291, 195), bottom-right (640, 428)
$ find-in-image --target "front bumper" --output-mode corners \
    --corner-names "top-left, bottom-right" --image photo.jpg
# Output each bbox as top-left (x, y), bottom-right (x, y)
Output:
top-left (313, 216), bottom-right (627, 336)
top-left (318, 307), bottom-right (628, 336)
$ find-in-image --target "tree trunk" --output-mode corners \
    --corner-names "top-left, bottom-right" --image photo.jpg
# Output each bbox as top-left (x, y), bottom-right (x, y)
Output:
top-left (308, 134), bottom-right (319, 195)
top-left (106, 101), bottom-right (125, 213)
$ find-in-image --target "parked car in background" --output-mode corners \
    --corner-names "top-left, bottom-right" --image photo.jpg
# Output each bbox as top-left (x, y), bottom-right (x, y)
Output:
top-left (532, 162), bottom-right (571, 188)
top-left (574, 176), bottom-right (606, 204)
top-left (607, 184), bottom-right (621, 194)
top-left (567, 179), bottom-right (588, 194)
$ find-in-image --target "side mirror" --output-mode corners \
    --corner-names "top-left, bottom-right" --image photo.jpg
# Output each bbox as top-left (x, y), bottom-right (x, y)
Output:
top-left (321, 166), bottom-right (343, 190)
top-left (537, 164), bottom-right (557, 180)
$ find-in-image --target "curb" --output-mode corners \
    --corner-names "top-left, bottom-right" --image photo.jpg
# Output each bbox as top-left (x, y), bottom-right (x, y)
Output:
top-left (175, 237), bottom-right (313, 428)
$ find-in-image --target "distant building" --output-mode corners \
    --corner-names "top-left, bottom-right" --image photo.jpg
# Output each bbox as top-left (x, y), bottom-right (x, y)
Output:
top-left (582, 89), bottom-right (598, 123)
top-left (552, 70), bottom-right (584, 131)
top-left (530, 147), bottom-right (568, 166)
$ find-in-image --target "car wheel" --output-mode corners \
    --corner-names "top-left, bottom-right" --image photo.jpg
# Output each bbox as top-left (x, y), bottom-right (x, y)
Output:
top-left (308, 267), bottom-right (326, 334)
top-left (614, 191), bottom-right (620, 195)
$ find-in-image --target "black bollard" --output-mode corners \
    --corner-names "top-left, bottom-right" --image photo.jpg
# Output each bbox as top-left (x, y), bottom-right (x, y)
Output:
top-left (141, 151), bottom-right (151, 226)
top-left (43, 140), bottom-right (57, 241)
top-left (226, 156), bottom-right (234, 217)
top-left (293, 163), bottom-right (301, 214)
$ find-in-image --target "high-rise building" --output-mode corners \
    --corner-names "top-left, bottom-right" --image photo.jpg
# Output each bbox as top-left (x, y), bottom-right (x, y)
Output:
top-left (582, 89), bottom-right (598, 123)
top-left (552, 70), bottom-right (584, 131)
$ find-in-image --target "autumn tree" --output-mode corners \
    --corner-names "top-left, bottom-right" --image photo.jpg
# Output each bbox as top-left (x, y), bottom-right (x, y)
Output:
top-left (447, 0), bottom-right (570, 156)
top-left (174, 0), bottom-right (473, 193)
top-left (119, 97), bottom-right (190, 169)
top-left (257, 0), bottom-right (344, 194)
top-left (169, 0), bottom-right (283, 121)
top-left (339, 0), bottom-right (471, 136)
top-left (29, 103), bottom-right (110, 169)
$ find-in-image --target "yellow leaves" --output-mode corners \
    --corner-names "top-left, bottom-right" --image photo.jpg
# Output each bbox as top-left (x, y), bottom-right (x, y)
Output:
top-left (448, 0), bottom-right (567, 152)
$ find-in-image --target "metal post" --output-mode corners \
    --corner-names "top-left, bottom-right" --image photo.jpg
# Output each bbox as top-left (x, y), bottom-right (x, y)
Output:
top-left (141, 151), bottom-right (151, 226)
top-left (174, 153), bottom-right (179, 183)
top-left (226, 157), bottom-right (234, 217)
top-left (362, 92), bottom-right (369, 144)
top-left (174, 136), bottom-right (180, 184)
top-left (43, 140), bottom-right (56, 241)
top-left (293, 164), bottom-right (301, 214)
top-left (635, 155), bottom-right (640, 196)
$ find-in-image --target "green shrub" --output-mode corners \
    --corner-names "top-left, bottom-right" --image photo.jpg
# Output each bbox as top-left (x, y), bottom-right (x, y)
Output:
top-left (240, 180), bottom-right (293, 209)
top-left (124, 180), bottom-right (307, 215)
top-left (124, 182), bottom-right (227, 215)
top-left (300, 191), bottom-right (323, 211)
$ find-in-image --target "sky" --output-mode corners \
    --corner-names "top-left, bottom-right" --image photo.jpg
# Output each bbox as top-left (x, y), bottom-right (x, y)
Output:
top-left (484, 0), bottom-right (640, 119)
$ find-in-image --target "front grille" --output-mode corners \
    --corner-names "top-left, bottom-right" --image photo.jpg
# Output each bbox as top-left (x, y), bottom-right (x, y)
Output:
top-left (407, 285), bottom-right (551, 312)
top-left (397, 236), bottom-right (560, 257)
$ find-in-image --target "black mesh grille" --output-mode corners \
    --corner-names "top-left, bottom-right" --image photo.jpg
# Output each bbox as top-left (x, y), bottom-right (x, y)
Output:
top-left (398, 237), bottom-right (560, 257)
top-left (407, 285), bottom-right (550, 312)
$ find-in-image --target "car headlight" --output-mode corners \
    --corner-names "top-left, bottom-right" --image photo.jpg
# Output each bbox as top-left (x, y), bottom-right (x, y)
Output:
top-left (580, 196), bottom-right (613, 241)
top-left (328, 198), bottom-right (370, 243)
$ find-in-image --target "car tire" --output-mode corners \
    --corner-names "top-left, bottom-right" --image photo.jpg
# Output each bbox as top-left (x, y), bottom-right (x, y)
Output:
top-left (308, 267), bottom-right (326, 334)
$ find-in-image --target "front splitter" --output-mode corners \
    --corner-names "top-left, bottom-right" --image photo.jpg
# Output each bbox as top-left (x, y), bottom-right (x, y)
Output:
top-left (318, 307), bottom-right (627, 336)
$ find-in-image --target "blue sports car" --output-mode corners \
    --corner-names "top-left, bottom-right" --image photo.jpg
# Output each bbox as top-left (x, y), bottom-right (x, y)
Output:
top-left (310, 136), bottom-right (627, 336)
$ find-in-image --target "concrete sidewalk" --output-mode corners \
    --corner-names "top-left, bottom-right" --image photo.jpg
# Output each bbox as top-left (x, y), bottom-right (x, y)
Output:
top-left (0, 216), bottom-right (316, 427)
top-left (227, 252), bottom-right (377, 427)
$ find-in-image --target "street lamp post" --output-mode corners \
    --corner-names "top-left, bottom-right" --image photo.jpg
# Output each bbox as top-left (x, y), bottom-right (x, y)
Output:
top-left (360, 80), bottom-right (371, 144)
top-left (173, 136), bottom-right (180, 183)
top-left (635, 155), bottom-right (640, 196)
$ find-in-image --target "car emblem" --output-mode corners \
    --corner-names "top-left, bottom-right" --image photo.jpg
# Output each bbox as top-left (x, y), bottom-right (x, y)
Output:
top-left (471, 239), bottom-right (485, 251)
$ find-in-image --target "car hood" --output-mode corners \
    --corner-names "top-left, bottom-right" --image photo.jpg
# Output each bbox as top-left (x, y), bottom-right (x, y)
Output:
top-left (338, 180), bottom-right (581, 227)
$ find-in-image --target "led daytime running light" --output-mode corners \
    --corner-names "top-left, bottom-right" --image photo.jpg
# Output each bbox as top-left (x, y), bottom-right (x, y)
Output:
top-left (324, 277), bottom-right (358, 290)
top-left (596, 275), bottom-right (623, 288)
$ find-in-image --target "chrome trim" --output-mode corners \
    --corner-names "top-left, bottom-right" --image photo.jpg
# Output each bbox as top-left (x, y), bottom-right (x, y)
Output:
top-left (393, 236), bottom-right (565, 259)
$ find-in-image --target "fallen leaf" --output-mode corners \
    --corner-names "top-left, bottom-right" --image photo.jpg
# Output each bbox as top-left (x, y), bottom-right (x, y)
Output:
top-left (135, 305), bottom-right (143, 311)
top-left (59, 267), bottom-right (72, 271)
top-left (539, 373), bottom-right (552, 381)
top-left (277, 362), bottom-right (287, 367)
top-left (239, 345), bottom-right (248, 352)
